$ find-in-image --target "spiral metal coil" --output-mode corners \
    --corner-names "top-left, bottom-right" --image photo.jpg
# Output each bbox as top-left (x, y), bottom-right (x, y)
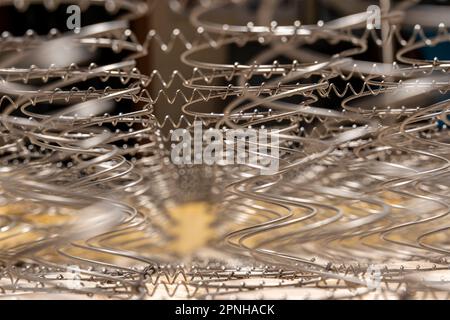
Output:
top-left (0, 0), bottom-right (449, 300)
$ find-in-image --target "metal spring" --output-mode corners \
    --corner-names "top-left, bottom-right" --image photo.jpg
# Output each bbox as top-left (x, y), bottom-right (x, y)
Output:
top-left (0, 0), bottom-right (450, 300)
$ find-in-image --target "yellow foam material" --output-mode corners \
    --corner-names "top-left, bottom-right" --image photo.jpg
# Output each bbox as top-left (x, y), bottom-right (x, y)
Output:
top-left (166, 202), bottom-right (216, 255)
